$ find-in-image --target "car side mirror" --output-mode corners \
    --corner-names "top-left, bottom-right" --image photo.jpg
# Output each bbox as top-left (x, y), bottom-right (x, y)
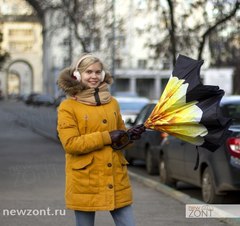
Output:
top-left (125, 118), bottom-right (134, 126)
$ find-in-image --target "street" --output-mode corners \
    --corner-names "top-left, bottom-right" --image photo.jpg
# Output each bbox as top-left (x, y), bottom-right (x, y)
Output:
top-left (0, 100), bottom-right (236, 226)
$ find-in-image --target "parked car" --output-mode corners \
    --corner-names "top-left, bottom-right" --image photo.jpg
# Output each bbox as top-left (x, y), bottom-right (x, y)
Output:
top-left (54, 94), bottom-right (66, 107)
top-left (114, 91), bottom-right (138, 97)
top-left (115, 96), bottom-right (150, 125)
top-left (31, 94), bottom-right (55, 106)
top-left (24, 92), bottom-right (40, 105)
top-left (0, 90), bottom-right (3, 100)
top-left (157, 95), bottom-right (240, 203)
top-left (124, 100), bottom-right (168, 174)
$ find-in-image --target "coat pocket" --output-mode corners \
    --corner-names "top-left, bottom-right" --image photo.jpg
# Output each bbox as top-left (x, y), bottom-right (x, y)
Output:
top-left (115, 153), bottom-right (131, 191)
top-left (71, 155), bottom-right (99, 194)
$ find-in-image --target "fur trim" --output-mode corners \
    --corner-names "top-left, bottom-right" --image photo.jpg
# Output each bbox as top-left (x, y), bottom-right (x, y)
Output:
top-left (57, 67), bottom-right (113, 96)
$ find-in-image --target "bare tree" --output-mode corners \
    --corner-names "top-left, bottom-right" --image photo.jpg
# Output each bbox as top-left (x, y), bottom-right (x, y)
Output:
top-left (0, 31), bottom-right (9, 69)
top-left (166, 0), bottom-right (176, 65)
top-left (59, 0), bottom-right (99, 53)
top-left (148, 0), bottom-right (240, 66)
top-left (25, 0), bottom-right (103, 53)
top-left (233, 64), bottom-right (240, 94)
top-left (197, 0), bottom-right (239, 60)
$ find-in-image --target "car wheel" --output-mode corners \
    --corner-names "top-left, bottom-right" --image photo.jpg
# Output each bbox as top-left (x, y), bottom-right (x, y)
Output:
top-left (201, 167), bottom-right (223, 203)
top-left (159, 155), bottom-right (176, 187)
top-left (145, 148), bottom-right (158, 175)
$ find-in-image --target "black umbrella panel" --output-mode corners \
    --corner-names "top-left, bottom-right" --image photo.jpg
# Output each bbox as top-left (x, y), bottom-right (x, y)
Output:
top-left (144, 54), bottom-right (232, 151)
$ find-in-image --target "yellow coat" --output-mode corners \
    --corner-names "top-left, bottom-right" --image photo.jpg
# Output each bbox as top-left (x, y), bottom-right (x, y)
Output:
top-left (57, 98), bottom-right (133, 211)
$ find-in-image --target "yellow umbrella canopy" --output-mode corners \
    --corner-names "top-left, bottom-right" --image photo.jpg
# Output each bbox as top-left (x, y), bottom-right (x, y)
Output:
top-left (144, 55), bottom-right (231, 151)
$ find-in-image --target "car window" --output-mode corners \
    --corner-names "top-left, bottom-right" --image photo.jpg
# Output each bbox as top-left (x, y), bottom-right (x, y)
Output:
top-left (118, 102), bottom-right (148, 112)
top-left (221, 103), bottom-right (240, 124)
top-left (135, 104), bottom-right (156, 124)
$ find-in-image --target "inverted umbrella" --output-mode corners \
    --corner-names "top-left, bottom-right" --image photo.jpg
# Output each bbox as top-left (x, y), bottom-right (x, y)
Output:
top-left (144, 54), bottom-right (232, 153)
top-left (113, 55), bottom-right (231, 170)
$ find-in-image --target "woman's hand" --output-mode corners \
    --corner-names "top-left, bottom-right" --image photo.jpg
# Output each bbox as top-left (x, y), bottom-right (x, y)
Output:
top-left (127, 124), bottom-right (146, 140)
top-left (109, 130), bottom-right (130, 150)
top-left (109, 124), bottom-right (146, 150)
top-left (109, 130), bottom-right (127, 143)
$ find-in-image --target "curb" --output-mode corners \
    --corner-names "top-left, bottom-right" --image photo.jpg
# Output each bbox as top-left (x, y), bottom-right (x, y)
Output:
top-left (128, 170), bottom-right (240, 226)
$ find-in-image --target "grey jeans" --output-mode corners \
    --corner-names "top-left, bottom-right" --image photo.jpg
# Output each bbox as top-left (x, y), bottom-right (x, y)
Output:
top-left (75, 205), bottom-right (136, 226)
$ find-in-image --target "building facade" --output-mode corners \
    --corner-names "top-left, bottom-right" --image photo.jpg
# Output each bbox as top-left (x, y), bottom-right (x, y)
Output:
top-left (0, 0), bottom-right (42, 98)
top-left (0, 0), bottom-right (235, 99)
top-left (41, 0), bottom-right (175, 99)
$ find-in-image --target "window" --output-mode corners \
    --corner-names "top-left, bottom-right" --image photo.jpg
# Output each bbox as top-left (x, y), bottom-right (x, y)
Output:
top-left (138, 59), bottom-right (147, 69)
top-left (115, 59), bottom-right (122, 68)
top-left (221, 102), bottom-right (240, 124)
top-left (93, 37), bottom-right (100, 50)
top-left (9, 29), bottom-right (33, 36)
top-left (9, 41), bottom-right (33, 52)
top-left (163, 61), bottom-right (170, 69)
top-left (135, 0), bottom-right (147, 10)
top-left (84, 37), bottom-right (91, 48)
top-left (135, 104), bottom-right (155, 124)
top-left (117, 36), bottom-right (126, 48)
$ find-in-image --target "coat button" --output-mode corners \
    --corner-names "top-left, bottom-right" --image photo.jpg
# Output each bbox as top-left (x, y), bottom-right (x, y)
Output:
top-left (108, 184), bottom-right (113, 189)
top-left (102, 119), bottom-right (107, 124)
top-left (107, 163), bottom-right (112, 167)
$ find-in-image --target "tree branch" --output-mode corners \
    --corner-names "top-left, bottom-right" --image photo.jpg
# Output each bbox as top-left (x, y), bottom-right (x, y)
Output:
top-left (198, 0), bottom-right (240, 60)
top-left (166, 0), bottom-right (176, 66)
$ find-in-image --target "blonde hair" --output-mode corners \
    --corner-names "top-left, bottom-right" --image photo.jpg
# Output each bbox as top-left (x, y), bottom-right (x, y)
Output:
top-left (71, 53), bottom-right (106, 75)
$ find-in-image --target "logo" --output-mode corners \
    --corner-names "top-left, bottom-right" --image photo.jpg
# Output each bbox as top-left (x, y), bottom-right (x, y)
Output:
top-left (186, 204), bottom-right (240, 218)
top-left (186, 204), bottom-right (214, 218)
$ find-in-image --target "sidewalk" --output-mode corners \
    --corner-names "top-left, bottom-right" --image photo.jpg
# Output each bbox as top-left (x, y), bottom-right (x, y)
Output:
top-left (0, 100), bottom-right (236, 226)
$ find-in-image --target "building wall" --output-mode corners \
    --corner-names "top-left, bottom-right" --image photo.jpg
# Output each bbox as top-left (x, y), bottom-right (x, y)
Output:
top-left (1, 20), bottom-right (43, 96)
top-left (43, 0), bottom-right (233, 98)
top-left (0, 0), bottom-right (234, 99)
top-left (203, 68), bottom-right (234, 95)
top-left (0, 0), bottom-right (42, 97)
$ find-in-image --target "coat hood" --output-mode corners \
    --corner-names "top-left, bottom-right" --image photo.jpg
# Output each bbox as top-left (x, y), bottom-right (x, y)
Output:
top-left (57, 67), bottom-right (113, 96)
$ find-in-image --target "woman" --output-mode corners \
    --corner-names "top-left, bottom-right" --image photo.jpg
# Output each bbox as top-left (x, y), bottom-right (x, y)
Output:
top-left (57, 53), bottom-right (145, 226)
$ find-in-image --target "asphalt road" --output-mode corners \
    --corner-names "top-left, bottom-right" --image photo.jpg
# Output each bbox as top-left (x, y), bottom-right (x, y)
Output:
top-left (129, 161), bottom-right (240, 202)
top-left (0, 100), bottom-right (237, 226)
